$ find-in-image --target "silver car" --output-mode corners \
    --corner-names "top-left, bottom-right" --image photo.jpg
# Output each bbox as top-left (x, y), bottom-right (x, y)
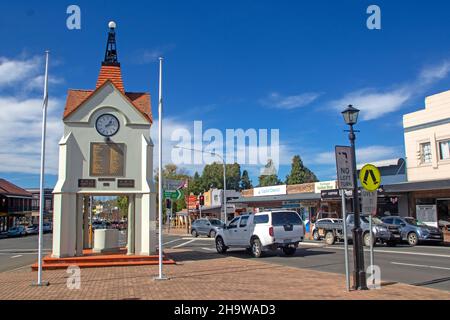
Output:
top-left (381, 216), bottom-right (444, 246)
top-left (191, 218), bottom-right (225, 238)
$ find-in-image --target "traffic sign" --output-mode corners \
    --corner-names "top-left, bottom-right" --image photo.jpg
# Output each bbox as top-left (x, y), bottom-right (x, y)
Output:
top-left (335, 146), bottom-right (354, 189)
top-left (359, 164), bottom-right (381, 192)
top-left (163, 189), bottom-right (183, 200)
top-left (361, 189), bottom-right (378, 215)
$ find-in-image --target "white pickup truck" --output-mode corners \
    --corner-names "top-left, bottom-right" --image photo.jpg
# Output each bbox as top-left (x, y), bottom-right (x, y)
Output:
top-left (215, 210), bottom-right (305, 258)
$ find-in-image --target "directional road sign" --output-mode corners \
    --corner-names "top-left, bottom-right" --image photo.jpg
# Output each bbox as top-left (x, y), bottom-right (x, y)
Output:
top-left (163, 189), bottom-right (184, 200)
top-left (335, 146), bottom-right (354, 189)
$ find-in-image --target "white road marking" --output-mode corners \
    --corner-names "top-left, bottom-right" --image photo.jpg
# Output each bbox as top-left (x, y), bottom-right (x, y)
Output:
top-left (172, 239), bottom-right (197, 248)
top-left (201, 247), bottom-right (215, 251)
top-left (299, 242), bottom-right (325, 247)
top-left (10, 255), bottom-right (22, 259)
top-left (391, 262), bottom-right (450, 271)
top-left (182, 237), bottom-right (214, 241)
top-left (163, 238), bottom-right (185, 246)
top-left (0, 249), bottom-right (51, 252)
top-left (328, 246), bottom-right (450, 258)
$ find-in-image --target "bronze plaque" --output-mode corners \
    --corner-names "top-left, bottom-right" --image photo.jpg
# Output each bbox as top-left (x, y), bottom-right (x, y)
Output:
top-left (90, 143), bottom-right (125, 177)
top-left (118, 179), bottom-right (135, 188)
top-left (78, 179), bottom-right (96, 188)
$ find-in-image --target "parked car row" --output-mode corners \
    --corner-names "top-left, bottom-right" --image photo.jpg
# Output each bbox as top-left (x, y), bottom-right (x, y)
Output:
top-left (5, 223), bottom-right (52, 238)
top-left (312, 214), bottom-right (444, 247)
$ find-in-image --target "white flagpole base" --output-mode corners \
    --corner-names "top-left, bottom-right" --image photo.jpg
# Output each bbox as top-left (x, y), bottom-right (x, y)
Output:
top-left (153, 276), bottom-right (170, 281)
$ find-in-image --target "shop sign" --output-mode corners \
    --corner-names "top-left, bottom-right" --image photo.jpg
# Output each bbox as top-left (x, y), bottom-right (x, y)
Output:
top-left (416, 205), bottom-right (438, 228)
top-left (314, 181), bottom-right (337, 193)
top-left (254, 185), bottom-right (287, 197)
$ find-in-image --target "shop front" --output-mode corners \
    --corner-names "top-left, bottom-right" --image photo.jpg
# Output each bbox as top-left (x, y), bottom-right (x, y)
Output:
top-left (382, 179), bottom-right (450, 230)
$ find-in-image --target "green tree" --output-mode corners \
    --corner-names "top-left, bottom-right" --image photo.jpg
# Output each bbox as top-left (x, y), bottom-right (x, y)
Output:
top-left (116, 196), bottom-right (128, 218)
top-left (258, 174), bottom-right (282, 187)
top-left (201, 162), bottom-right (242, 191)
top-left (285, 155), bottom-right (318, 185)
top-left (240, 170), bottom-right (253, 190)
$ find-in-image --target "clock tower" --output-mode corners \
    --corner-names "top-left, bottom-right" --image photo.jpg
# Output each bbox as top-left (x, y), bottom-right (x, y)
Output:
top-left (52, 22), bottom-right (157, 258)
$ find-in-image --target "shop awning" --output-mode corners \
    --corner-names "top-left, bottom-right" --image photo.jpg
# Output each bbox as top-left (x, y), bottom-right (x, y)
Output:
top-left (228, 192), bottom-right (321, 204)
top-left (381, 179), bottom-right (450, 193)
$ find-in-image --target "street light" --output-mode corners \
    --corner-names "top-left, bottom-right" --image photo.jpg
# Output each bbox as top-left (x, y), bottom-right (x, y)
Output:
top-left (341, 104), bottom-right (368, 291)
top-left (173, 146), bottom-right (228, 224)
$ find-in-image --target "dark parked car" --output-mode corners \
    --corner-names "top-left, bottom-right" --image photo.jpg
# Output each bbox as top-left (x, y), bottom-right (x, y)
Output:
top-left (381, 216), bottom-right (443, 246)
top-left (191, 218), bottom-right (225, 238)
top-left (7, 226), bottom-right (27, 237)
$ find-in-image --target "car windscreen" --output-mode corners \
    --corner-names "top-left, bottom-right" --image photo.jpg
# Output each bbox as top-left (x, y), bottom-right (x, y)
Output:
top-left (210, 220), bottom-right (223, 226)
top-left (272, 212), bottom-right (302, 226)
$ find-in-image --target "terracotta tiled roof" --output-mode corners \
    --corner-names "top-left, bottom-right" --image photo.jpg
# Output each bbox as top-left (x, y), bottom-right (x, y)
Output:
top-left (96, 65), bottom-right (125, 93)
top-left (0, 179), bottom-right (33, 197)
top-left (63, 83), bottom-right (152, 123)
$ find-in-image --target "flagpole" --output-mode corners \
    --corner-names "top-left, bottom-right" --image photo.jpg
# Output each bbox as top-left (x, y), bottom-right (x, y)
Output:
top-left (34, 50), bottom-right (50, 287)
top-left (155, 57), bottom-right (168, 281)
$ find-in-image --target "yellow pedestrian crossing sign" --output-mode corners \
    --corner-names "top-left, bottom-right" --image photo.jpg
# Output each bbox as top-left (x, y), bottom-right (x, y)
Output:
top-left (359, 164), bottom-right (381, 192)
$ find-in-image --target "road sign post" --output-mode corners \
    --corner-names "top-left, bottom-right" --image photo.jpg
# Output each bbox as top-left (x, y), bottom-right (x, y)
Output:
top-left (360, 163), bottom-right (381, 289)
top-left (335, 146), bottom-right (353, 291)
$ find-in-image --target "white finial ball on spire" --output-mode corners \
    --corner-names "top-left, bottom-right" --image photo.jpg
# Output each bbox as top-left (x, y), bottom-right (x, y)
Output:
top-left (108, 21), bottom-right (117, 29)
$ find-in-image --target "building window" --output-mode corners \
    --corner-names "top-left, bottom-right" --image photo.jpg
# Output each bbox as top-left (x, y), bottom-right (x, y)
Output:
top-left (420, 142), bottom-right (432, 163)
top-left (439, 140), bottom-right (450, 160)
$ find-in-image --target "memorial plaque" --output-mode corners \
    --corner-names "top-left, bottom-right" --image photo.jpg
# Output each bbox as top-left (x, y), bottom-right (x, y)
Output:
top-left (118, 179), bottom-right (135, 188)
top-left (78, 179), bottom-right (96, 188)
top-left (90, 143), bottom-right (125, 177)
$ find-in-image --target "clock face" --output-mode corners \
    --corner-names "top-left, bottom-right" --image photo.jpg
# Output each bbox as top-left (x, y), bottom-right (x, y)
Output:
top-left (95, 114), bottom-right (120, 137)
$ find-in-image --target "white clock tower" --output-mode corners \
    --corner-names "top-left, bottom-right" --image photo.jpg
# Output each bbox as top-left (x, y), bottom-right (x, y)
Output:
top-left (52, 22), bottom-right (157, 258)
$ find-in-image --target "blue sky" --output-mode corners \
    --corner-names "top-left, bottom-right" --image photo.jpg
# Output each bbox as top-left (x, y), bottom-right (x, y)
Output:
top-left (1, 0), bottom-right (450, 188)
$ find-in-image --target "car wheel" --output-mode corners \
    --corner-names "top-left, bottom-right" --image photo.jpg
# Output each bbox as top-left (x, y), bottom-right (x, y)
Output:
top-left (209, 230), bottom-right (216, 238)
top-left (251, 238), bottom-right (263, 258)
top-left (313, 230), bottom-right (320, 241)
top-left (363, 232), bottom-right (375, 247)
top-left (407, 232), bottom-right (419, 246)
top-left (325, 231), bottom-right (335, 245)
top-left (191, 229), bottom-right (198, 238)
top-left (282, 247), bottom-right (296, 256)
top-left (215, 236), bottom-right (227, 254)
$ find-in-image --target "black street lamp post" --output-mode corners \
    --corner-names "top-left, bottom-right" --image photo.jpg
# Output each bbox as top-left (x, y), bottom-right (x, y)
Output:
top-left (341, 105), bottom-right (368, 290)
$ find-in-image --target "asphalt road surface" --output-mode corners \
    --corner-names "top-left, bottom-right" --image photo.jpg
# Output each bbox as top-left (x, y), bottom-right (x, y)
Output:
top-left (162, 234), bottom-right (450, 292)
top-left (0, 231), bottom-right (127, 273)
top-left (1, 232), bottom-right (449, 292)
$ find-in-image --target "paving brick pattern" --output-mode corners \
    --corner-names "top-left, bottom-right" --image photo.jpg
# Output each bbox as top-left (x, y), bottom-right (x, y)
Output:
top-left (0, 248), bottom-right (449, 300)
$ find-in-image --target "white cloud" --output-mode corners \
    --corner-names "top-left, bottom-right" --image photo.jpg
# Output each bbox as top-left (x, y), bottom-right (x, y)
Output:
top-left (0, 56), bottom-right (42, 87)
top-left (314, 145), bottom-right (401, 166)
top-left (332, 60), bottom-right (450, 120)
top-left (332, 88), bottom-right (411, 121)
top-left (0, 96), bottom-right (64, 175)
top-left (133, 44), bottom-right (176, 64)
top-left (0, 55), bottom-right (64, 176)
top-left (262, 92), bottom-right (321, 110)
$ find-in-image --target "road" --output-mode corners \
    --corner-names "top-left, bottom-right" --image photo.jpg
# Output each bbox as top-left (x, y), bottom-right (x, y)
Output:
top-left (162, 234), bottom-right (450, 292)
top-left (0, 233), bottom-right (53, 273)
top-left (0, 231), bottom-right (127, 273)
top-left (1, 233), bottom-right (449, 292)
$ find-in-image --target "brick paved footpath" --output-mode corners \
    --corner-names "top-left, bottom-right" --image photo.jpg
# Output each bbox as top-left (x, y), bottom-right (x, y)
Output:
top-left (0, 248), bottom-right (449, 300)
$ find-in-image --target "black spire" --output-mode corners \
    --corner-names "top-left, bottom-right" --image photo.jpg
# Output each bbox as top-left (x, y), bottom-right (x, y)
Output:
top-left (103, 21), bottom-right (119, 66)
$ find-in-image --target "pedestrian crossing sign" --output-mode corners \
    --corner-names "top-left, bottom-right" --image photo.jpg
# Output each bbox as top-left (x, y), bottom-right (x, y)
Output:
top-left (359, 164), bottom-right (381, 192)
